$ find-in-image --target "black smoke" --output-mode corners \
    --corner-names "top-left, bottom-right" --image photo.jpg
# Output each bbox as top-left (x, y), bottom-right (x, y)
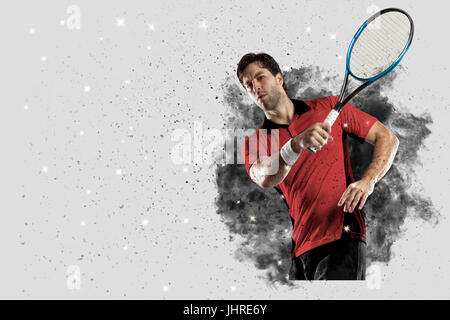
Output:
top-left (215, 66), bottom-right (438, 285)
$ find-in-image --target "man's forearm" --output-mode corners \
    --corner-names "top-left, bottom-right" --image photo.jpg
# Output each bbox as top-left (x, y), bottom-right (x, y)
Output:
top-left (338, 122), bottom-right (399, 213)
top-left (362, 133), bottom-right (399, 184)
top-left (250, 151), bottom-right (292, 188)
top-left (250, 122), bottom-right (332, 189)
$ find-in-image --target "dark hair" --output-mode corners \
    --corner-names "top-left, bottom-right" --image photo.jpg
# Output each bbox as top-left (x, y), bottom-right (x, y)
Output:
top-left (236, 53), bottom-right (287, 93)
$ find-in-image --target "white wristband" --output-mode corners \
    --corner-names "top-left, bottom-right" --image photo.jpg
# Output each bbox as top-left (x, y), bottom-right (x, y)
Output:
top-left (280, 139), bottom-right (301, 166)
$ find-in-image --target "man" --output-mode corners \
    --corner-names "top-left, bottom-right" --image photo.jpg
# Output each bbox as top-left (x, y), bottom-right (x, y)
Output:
top-left (238, 53), bottom-right (399, 280)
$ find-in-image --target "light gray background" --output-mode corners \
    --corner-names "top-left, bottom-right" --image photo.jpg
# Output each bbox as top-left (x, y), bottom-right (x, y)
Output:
top-left (0, 0), bottom-right (449, 299)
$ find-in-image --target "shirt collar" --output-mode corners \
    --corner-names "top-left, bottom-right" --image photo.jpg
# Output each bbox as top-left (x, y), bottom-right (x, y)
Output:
top-left (262, 98), bottom-right (310, 129)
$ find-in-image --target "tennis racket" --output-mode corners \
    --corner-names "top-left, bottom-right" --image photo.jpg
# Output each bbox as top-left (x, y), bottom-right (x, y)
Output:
top-left (308, 7), bottom-right (414, 153)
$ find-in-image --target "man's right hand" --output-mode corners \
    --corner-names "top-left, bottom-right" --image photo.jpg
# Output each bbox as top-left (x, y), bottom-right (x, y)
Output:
top-left (291, 122), bottom-right (333, 152)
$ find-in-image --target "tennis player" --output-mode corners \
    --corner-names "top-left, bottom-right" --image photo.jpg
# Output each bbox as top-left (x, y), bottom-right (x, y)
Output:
top-left (238, 53), bottom-right (399, 280)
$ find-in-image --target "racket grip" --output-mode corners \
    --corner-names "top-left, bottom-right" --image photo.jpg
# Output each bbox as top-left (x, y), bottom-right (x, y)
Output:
top-left (307, 109), bottom-right (340, 153)
top-left (324, 109), bottom-right (340, 126)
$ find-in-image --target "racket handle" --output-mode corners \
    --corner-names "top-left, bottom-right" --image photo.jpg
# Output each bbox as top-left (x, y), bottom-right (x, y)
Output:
top-left (307, 109), bottom-right (340, 153)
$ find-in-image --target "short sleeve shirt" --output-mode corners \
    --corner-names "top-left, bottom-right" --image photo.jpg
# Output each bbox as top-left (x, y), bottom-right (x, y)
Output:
top-left (242, 96), bottom-right (378, 257)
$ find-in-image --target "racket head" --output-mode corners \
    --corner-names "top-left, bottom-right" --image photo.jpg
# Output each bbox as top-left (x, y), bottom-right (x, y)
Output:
top-left (346, 8), bottom-right (414, 82)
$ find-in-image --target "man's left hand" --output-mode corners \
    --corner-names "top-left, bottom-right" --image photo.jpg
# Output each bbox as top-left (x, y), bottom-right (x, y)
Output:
top-left (338, 178), bottom-right (375, 213)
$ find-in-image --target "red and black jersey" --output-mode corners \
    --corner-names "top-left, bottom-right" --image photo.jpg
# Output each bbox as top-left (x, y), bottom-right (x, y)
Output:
top-left (242, 96), bottom-right (378, 258)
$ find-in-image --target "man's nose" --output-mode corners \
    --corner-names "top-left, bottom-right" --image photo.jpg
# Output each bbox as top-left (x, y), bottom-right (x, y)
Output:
top-left (252, 80), bottom-right (261, 94)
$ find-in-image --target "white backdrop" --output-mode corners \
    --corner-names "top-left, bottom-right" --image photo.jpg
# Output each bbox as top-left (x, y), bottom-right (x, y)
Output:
top-left (0, 0), bottom-right (448, 299)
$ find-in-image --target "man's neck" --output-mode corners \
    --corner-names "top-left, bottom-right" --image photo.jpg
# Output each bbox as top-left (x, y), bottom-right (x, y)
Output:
top-left (265, 95), bottom-right (295, 125)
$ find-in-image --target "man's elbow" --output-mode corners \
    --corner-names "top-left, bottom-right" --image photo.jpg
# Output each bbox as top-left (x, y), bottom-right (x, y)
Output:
top-left (378, 127), bottom-right (399, 151)
top-left (250, 164), bottom-right (278, 189)
top-left (390, 132), bottom-right (400, 151)
top-left (259, 180), bottom-right (272, 189)
top-left (255, 176), bottom-right (277, 189)
top-left (253, 176), bottom-right (270, 189)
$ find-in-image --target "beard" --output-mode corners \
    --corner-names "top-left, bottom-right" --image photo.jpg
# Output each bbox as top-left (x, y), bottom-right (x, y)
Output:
top-left (259, 87), bottom-right (282, 111)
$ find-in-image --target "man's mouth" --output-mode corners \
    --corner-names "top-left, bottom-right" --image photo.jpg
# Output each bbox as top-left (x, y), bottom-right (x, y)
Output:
top-left (257, 94), bottom-right (266, 100)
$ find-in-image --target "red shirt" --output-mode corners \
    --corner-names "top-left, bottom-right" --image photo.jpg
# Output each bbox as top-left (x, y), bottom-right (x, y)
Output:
top-left (242, 96), bottom-right (378, 257)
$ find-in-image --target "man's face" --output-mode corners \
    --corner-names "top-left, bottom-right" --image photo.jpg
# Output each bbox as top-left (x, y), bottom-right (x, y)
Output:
top-left (241, 61), bottom-right (285, 111)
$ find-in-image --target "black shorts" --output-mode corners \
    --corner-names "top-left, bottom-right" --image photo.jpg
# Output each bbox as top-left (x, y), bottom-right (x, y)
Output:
top-left (289, 237), bottom-right (366, 280)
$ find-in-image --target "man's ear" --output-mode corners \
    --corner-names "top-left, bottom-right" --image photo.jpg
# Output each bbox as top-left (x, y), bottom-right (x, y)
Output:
top-left (276, 72), bottom-right (284, 87)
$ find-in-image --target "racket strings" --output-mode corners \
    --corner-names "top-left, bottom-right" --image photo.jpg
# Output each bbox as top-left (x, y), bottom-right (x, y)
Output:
top-left (350, 14), bottom-right (409, 77)
top-left (354, 28), bottom-right (403, 70)
top-left (349, 12), bottom-right (411, 79)
top-left (358, 15), bottom-right (408, 57)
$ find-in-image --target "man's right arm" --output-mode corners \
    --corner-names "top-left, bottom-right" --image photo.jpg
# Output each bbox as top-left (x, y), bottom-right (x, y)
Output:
top-left (249, 122), bottom-right (332, 189)
top-left (249, 150), bottom-right (292, 189)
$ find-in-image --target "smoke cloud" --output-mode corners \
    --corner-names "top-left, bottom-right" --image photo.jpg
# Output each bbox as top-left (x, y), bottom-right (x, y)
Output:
top-left (215, 66), bottom-right (438, 285)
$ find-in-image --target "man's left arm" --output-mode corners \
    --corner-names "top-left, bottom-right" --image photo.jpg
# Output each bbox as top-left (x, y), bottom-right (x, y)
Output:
top-left (338, 120), bottom-right (399, 213)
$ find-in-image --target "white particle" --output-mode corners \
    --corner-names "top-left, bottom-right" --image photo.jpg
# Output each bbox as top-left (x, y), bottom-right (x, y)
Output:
top-left (148, 24), bottom-right (155, 31)
top-left (344, 225), bottom-right (350, 232)
top-left (129, 126), bottom-right (133, 131)
top-left (144, 156), bottom-right (148, 161)
top-left (146, 45), bottom-right (152, 50)
top-left (123, 97), bottom-right (128, 101)
top-left (230, 286), bottom-right (236, 291)
top-left (249, 216), bottom-right (256, 222)
top-left (282, 65), bottom-right (291, 72)
top-left (236, 200), bottom-right (240, 204)
top-left (124, 79), bottom-right (130, 85)
top-left (41, 166), bottom-right (48, 173)
top-left (198, 20), bottom-right (207, 29)
top-left (142, 219), bottom-right (149, 226)
top-left (305, 26), bottom-right (311, 32)
top-left (84, 86), bottom-right (91, 92)
top-left (120, 138), bottom-right (125, 144)
top-left (280, 195), bottom-right (285, 200)
top-left (277, 260), bottom-right (283, 265)
top-left (23, 104), bottom-right (29, 111)
top-left (337, 55), bottom-right (343, 60)
top-left (41, 56), bottom-right (47, 62)
top-left (79, 130), bottom-right (85, 135)
top-left (284, 229), bottom-right (289, 233)
top-left (80, 220), bottom-right (86, 226)
top-left (86, 189), bottom-right (92, 195)
top-left (99, 37), bottom-right (104, 41)
top-left (115, 169), bottom-right (122, 175)
top-left (183, 218), bottom-right (189, 223)
top-left (123, 245), bottom-right (129, 251)
top-left (29, 28), bottom-right (36, 34)
top-left (116, 18), bottom-right (125, 27)
top-left (60, 20), bottom-right (66, 25)
top-left (183, 167), bottom-right (188, 173)
top-left (330, 34), bottom-right (336, 40)
top-left (163, 285), bottom-right (169, 292)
